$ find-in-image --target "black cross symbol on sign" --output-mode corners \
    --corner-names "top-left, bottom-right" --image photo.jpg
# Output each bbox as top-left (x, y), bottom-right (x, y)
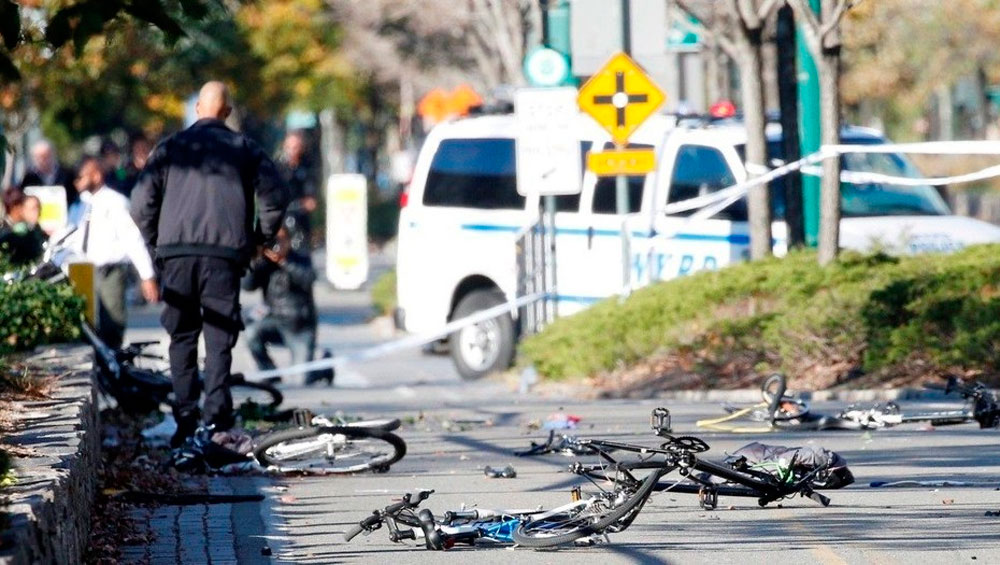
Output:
top-left (592, 71), bottom-right (649, 128)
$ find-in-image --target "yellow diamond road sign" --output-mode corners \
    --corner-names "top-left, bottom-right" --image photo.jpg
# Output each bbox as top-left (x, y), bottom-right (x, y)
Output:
top-left (578, 52), bottom-right (667, 146)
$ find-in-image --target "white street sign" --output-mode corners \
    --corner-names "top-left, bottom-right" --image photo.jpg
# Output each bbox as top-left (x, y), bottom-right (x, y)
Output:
top-left (23, 185), bottom-right (67, 234)
top-left (325, 174), bottom-right (368, 290)
top-left (515, 87), bottom-right (582, 196)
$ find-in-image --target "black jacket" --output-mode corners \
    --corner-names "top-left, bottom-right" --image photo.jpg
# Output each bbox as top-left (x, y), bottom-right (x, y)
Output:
top-left (130, 119), bottom-right (289, 265)
top-left (242, 253), bottom-right (317, 329)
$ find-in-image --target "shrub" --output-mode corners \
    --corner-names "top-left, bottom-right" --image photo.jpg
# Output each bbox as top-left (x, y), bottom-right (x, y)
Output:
top-left (520, 245), bottom-right (1000, 384)
top-left (370, 269), bottom-right (397, 316)
top-left (0, 279), bottom-right (85, 355)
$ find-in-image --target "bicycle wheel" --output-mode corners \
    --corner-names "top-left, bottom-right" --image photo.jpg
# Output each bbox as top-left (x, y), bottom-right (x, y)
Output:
top-left (231, 380), bottom-right (283, 410)
top-left (116, 367), bottom-right (172, 416)
top-left (512, 468), bottom-right (665, 548)
top-left (254, 426), bottom-right (406, 474)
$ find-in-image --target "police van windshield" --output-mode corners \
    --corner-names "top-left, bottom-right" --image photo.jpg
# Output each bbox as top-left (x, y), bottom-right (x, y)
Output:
top-left (738, 139), bottom-right (951, 218)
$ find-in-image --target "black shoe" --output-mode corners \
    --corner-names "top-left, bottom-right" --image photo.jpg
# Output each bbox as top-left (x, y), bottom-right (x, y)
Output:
top-left (169, 425), bottom-right (249, 472)
top-left (170, 417), bottom-right (199, 449)
top-left (305, 349), bottom-right (335, 386)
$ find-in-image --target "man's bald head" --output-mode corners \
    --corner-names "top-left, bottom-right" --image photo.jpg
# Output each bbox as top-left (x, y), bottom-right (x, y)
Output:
top-left (196, 81), bottom-right (232, 120)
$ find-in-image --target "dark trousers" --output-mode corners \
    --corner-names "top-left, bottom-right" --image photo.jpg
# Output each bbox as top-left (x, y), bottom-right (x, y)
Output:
top-left (160, 256), bottom-right (242, 431)
top-left (245, 316), bottom-right (316, 376)
top-left (95, 264), bottom-right (129, 350)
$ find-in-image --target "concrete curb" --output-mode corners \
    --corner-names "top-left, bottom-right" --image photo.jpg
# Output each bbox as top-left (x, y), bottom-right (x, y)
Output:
top-left (0, 346), bottom-right (98, 565)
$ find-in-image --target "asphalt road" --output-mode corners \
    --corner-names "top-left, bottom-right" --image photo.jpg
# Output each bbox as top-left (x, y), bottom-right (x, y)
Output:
top-left (123, 255), bottom-right (1000, 564)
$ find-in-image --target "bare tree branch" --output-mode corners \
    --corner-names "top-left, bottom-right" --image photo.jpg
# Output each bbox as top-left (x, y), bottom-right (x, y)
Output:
top-left (786, 0), bottom-right (821, 56)
top-left (819, 0), bottom-right (853, 43)
top-left (675, 0), bottom-right (739, 58)
top-left (757, 0), bottom-right (783, 20)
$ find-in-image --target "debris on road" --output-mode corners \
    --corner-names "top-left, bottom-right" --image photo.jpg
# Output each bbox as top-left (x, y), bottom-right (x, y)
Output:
top-left (515, 430), bottom-right (595, 456)
top-left (483, 464), bottom-right (517, 478)
top-left (870, 480), bottom-right (998, 488)
top-left (543, 413), bottom-right (581, 430)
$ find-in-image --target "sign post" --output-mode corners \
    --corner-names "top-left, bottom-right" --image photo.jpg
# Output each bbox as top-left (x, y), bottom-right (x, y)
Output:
top-left (515, 87), bottom-right (582, 324)
top-left (577, 51), bottom-right (666, 296)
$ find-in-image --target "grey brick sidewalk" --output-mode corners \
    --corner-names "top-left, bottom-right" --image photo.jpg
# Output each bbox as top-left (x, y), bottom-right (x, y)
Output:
top-left (120, 477), bottom-right (271, 564)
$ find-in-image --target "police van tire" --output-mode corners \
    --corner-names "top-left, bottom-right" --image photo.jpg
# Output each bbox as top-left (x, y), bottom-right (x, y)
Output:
top-left (449, 289), bottom-right (516, 381)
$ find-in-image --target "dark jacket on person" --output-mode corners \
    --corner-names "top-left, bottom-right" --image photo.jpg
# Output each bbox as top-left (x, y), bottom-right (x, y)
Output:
top-left (20, 166), bottom-right (78, 207)
top-left (130, 119), bottom-right (289, 266)
top-left (242, 252), bottom-right (317, 330)
top-left (277, 158), bottom-right (318, 252)
top-left (0, 221), bottom-right (46, 266)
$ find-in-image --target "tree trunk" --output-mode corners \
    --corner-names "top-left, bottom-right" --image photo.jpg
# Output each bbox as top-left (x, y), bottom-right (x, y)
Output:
top-left (975, 67), bottom-right (990, 140)
top-left (816, 12), bottom-right (842, 265)
top-left (936, 84), bottom-right (954, 141)
top-left (740, 35), bottom-right (772, 260)
top-left (706, 39), bottom-right (723, 104)
top-left (319, 108), bottom-right (345, 180)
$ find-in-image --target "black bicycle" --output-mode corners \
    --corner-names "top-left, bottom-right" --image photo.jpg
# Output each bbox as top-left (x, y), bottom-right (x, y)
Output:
top-left (511, 408), bottom-right (849, 548)
top-left (699, 373), bottom-right (999, 432)
top-left (5, 229), bottom-right (283, 417)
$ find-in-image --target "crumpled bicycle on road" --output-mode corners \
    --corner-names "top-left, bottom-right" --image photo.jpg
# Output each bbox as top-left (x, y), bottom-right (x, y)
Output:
top-left (347, 407), bottom-right (852, 550)
top-left (698, 373), bottom-right (1000, 433)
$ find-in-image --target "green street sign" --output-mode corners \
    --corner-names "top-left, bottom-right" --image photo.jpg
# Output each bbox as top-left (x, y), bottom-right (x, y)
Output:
top-left (667, 14), bottom-right (701, 47)
top-left (524, 47), bottom-right (572, 87)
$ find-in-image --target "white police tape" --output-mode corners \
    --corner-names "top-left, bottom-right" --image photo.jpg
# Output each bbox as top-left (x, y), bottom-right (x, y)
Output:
top-left (245, 291), bottom-right (549, 381)
top-left (246, 140), bottom-right (1000, 382)
top-left (664, 140), bottom-right (1000, 219)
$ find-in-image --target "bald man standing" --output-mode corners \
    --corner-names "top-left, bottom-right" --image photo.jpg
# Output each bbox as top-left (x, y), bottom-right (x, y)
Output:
top-left (132, 81), bottom-right (289, 447)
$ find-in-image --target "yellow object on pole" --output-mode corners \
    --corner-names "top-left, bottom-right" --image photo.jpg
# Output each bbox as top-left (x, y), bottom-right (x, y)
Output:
top-left (67, 262), bottom-right (97, 324)
top-left (587, 148), bottom-right (656, 176)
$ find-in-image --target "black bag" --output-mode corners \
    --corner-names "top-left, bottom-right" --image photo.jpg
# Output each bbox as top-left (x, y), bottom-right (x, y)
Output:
top-left (724, 441), bottom-right (855, 489)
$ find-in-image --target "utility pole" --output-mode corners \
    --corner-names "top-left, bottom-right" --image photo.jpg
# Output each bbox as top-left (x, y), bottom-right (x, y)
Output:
top-left (797, 0), bottom-right (821, 247)
top-left (777, 4), bottom-right (804, 248)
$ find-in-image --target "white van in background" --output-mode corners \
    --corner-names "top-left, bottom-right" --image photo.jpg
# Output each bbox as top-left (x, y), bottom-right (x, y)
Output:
top-left (396, 112), bottom-right (1000, 380)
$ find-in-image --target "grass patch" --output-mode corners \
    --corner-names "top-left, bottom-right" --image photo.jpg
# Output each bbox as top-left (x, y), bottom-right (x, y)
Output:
top-left (0, 449), bottom-right (13, 488)
top-left (371, 269), bottom-right (396, 316)
top-left (0, 359), bottom-right (56, 399)
top-left (521, 245), bottom-right (1000, 387)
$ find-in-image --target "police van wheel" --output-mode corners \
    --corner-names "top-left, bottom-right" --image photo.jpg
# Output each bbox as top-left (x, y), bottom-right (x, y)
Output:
top-left (449, 289), bottom-right (515, 381)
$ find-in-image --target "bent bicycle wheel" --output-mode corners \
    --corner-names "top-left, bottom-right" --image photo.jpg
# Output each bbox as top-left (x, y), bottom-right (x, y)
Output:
top-left (512, 468), bottom-right (664, 548)
top-left (231, 380), bottom-right (284, 410)
top-left (254, 426), bottom-right (406, 474)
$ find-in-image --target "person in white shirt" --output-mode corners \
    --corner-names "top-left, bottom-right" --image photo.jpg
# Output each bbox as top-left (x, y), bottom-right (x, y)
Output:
top-left (71, 156), bottom-right (159, 348)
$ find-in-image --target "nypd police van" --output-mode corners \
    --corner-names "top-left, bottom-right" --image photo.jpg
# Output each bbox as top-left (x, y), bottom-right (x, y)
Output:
top-left (396, 112), bottom-right (1000, 380)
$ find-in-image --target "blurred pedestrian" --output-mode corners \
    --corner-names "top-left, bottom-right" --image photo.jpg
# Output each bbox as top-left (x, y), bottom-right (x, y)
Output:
top-left (131, 81), bottom-right (288, 447)
top-left (100, 139), bottom-right (128, 195)
top-left (277, 130), bottom-right (318, 252)
top-left (0, 189), bottom-right (46, 266)
top-left (242, 227), bottom-right (331, 386)
top-left (20, 140), bottom-right (77, 208)
top-left (69, 156), bottom-right (159, 349)
top-left (118, 135), bottom-right (153, 198)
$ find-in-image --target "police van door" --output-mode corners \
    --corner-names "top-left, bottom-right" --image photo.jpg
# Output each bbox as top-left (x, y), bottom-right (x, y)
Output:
top-left (548, 141), bottom-right (599, 317)
top-left (579, 141), bottom-right (654, 298)
top-left (651, 141), bottom-right (749, 279)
